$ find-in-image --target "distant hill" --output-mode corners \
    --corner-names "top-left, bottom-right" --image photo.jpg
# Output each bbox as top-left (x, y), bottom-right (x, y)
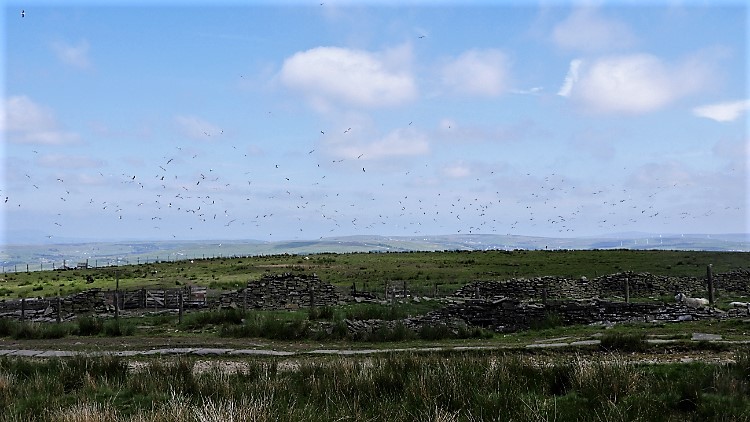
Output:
top-left (1, 233), bottom-right (747, 270)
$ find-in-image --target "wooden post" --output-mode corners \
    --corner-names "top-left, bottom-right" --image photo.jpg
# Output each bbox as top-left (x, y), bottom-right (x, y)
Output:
top-left (309, 286), bottom-right (315, 308)
top-left (140, 288), bottom-right (146, 309)
top-left (625, 278), bottom-right (630, 303)
top-left (114, 291), bottom-right (119, 320)
top-left (384, 281), bottom-right (388, 301)
top-left (542, 279), bottom-right (548, 306)
top-left (26, 264), bottom-right (29, 273)
top-left (243, 289), bottom-right (248, 311)
top-left (707, 264), bottom-right (715, 305)
top-left (21, 298), bottom-right (26, 321)
top-left (403, 280), bottom-right (407, 299)
top-left (56, 297), bottom-right (62, 323)
top-left (433, 282), bottom-right (438, 298)
top-left (178, 292), bottom-right (184, 324)
top-left (475, 285), bottom-right (480, 299)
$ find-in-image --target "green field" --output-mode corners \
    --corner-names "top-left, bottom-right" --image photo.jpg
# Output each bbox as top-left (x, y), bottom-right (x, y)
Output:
top-left (1, 249), bottom-right (750, 421)
top-left (1, 249), bottom-right (747, 299)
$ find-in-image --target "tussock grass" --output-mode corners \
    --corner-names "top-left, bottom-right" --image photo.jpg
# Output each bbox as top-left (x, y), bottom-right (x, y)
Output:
top-left (599, 332), bottom-right (648, 353)
top-left (1, 350), bottom-right (750, 421)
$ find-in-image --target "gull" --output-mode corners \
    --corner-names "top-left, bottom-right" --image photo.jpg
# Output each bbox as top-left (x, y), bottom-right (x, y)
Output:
top-left (21, 10), bottom-right (25, 18)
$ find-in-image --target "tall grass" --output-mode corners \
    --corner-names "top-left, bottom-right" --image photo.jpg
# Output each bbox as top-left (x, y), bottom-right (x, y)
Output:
top-left (1, 349), bottom-right (749, 421)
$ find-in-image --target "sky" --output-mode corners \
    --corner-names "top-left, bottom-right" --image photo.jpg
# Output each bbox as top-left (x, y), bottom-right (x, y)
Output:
top-left (2, 0), bottom-right (748, 245)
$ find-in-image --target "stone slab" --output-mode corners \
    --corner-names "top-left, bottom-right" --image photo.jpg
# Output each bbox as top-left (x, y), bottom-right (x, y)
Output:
top-left (692, 333), bottom-right (722, 341)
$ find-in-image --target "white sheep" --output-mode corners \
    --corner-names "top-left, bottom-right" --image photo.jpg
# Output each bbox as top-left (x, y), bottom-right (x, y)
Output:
top-left (675, 293), bottom-right (710, 308)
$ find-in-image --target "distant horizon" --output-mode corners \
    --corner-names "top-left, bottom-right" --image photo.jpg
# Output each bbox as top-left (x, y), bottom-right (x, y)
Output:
top-left (4, 230), bottom-right (748, 247)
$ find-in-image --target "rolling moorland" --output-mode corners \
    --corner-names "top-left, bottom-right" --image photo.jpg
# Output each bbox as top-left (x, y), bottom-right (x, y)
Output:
top-left (2, 233), bottom-right (749, 273)
top-left (1, 247), bottom-right (750, 420)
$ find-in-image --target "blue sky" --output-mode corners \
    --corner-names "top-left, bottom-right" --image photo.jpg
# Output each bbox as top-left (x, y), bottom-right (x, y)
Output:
top-left (2, 1), bottom-right (748, 244)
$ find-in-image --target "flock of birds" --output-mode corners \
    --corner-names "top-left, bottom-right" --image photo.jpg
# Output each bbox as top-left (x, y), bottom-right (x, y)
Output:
top-left (6, 112), bottom-right (734, 244)
top-left (8, 7), bottom-right (740, 243)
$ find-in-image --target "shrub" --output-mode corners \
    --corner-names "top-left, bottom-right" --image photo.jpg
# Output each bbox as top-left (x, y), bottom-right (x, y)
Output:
top-left (181, 308), bottom-right (245, 329)
top-left (103, 319), bottom-right (135, 336)
top-left (10, 321), bottom-right (69, 340)
top-left (308, 306), bottom-right (335, 321)
top-left (599, 332), bottom-right (648, 353)
top-left (76, 316), bottom-right (103, 336)
top-left (529, 312), bottom-right (564, 330)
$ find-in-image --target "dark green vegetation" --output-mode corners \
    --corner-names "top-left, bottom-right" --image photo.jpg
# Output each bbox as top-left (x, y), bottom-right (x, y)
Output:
top-left (0, 301), bottom-right (488, 343)
top-left (1, 350), bottom-right (750, 421)
top-left (1, 249), bottom-right (747, 298)
top-left (0, 249), bottom-right (748, 420)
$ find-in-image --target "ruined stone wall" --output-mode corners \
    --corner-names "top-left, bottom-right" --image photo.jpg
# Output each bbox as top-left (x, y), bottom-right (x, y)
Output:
top-left (420, 299), bottom-right (728, 332)
top-left (219, 272), bottom-right (342, 310)
top-left (452, 270), bottom-right (750, 301)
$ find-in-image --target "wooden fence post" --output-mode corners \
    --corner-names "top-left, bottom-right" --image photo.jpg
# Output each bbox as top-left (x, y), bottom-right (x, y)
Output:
top-left (21, 298), bottom-right (26, 322)
top-left (56, 297), bottom-right (62, 323)
top-left (625, 278), bottom-right (630, 303)
top-left (114, 291), bottom-right (119, 320)
top-left (707, 264), bottom-right (715, 305)
top-left (178, 292), bottom-right (184, 324)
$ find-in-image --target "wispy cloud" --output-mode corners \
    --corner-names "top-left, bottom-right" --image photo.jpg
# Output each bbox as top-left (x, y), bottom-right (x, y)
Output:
top-left (557, 59), bottom-right (581, 97)
top-left (279, 45), bottom-right (416, 111)
top-left (329, 127), bottom-right (429, 161)
top-left (442, 161), bottom-right (472, 179)
top-left (440, 49), bottom-right (511, 97)
top-left (51, 39), bottom-right (92, 70)
top-left (693, 99), bottom-right (750, 122)
top-left (1, 96), bottom-right (81, 145)
top-left (552, 6), bottom-right (636, 52)
top-left (37, 154), bottom-right (103, 169)
top-left (558, 53), bottom-right (715, 114)
top-left (174, 115), bottom-right (222, 140)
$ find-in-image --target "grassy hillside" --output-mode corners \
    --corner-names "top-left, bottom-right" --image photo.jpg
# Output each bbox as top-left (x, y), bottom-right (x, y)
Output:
top-left (0, 249), bottom-right (747, 299)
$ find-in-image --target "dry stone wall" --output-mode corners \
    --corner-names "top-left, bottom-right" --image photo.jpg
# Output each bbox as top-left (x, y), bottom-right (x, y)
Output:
top-left (452, 270), bottom-right (750, 301)
top-left (219, 272), bottom-right (342, 310)
top-left (416, 299), bottom-right (729, 333)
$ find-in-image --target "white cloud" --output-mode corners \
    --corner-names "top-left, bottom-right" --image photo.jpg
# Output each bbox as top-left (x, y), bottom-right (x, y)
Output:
top-left (552, 6), bottom-right (635, 52)
top-left (174, 115), bottom-right (222, 140)
top-left (442, 162), bottom-right (472, 179)
top-left (559, 54), bottom-right (714, 114)
top-left (693, 99), bottom-right (750, 122)
top-left (37, 154), bottom-right (103, 169)
top-left (279, 45), bottom-right (416, 110)
top-left (557, 59), bottom-right (581, 97)
top-left (1, 96), bottom-right (81, 145)
top-left (441, 49), bottom-right (510, 97)
top-left (331, 128), bottom-right (429, 161)
top-left (51, 39), bottom-right (92, 70)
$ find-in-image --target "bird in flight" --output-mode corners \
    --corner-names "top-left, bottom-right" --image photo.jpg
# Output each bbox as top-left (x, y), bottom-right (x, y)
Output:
top-left (21, 10), bottom-right (25, 18)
